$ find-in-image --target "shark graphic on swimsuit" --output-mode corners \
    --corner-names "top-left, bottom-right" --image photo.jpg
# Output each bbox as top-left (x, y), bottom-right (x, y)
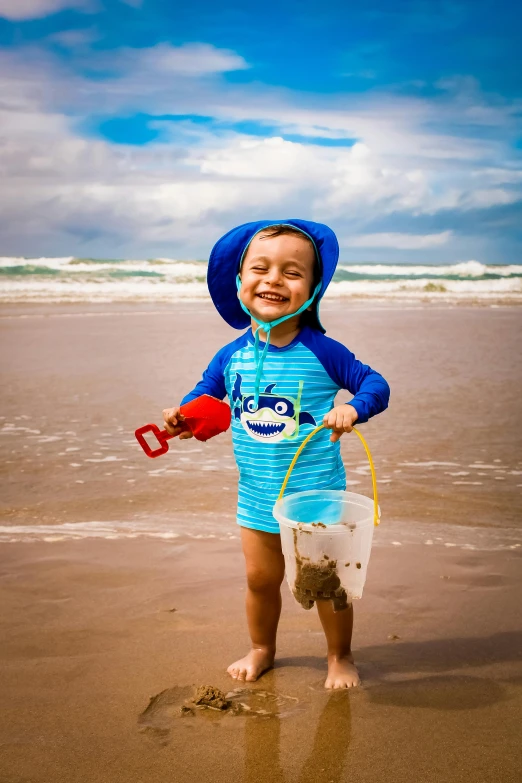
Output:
top-left (232, 373), bottom-right (316, 442)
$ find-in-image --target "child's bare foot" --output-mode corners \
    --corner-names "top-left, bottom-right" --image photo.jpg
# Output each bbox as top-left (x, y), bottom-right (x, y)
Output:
top-left (227, 647), bottom-right (275, 682)
top-left (324, 654), bottom-right (360, 689)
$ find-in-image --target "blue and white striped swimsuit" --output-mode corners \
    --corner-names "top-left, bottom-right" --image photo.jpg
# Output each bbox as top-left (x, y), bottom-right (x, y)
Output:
top-left (182, 325), bottom-right (390, 534)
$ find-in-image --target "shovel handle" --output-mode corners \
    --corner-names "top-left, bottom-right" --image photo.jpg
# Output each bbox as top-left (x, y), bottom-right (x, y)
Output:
top-left (277, 424), bottom-right (380, 526)
top-left (134, 421), bottom-right (189, 458)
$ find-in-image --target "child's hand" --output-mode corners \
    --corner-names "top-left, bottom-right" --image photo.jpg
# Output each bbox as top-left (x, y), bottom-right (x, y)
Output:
top-left (162, 406), bottom-right (194, 440)
top-left (323, 404), bottom-right (358, 443)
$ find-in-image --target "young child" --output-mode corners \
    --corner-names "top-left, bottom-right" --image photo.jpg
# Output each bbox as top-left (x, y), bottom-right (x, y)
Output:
top-left (163, 219), bottom-right (390, 689)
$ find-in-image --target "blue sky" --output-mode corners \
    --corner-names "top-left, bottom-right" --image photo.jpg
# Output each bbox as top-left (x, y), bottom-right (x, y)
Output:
top-left (0, 0), bottom-right (521, 262)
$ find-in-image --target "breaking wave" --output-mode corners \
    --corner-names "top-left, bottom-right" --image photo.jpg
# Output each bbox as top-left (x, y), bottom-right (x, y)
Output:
top-left (1, 257), bottom-right (521, 302)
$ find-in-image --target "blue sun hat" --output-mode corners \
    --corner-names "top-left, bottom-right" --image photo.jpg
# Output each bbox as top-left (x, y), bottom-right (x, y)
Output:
top-left (207, 219), bottom-right (340, 408)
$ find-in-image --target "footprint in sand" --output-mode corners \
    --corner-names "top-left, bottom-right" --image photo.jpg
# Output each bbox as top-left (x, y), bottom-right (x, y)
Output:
top-left (138, 685), bottom-right (302, 745)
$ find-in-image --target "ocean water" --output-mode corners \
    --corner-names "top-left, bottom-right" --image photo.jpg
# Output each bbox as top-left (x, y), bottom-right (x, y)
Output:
top-left (1, 257), bottom-right (521, 302)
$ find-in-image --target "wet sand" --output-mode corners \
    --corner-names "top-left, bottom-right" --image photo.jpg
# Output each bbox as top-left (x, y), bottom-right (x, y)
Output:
top-left (1, 301), bottom-right (522, 782)
top-left (1, 537), bottom-right (521, 783)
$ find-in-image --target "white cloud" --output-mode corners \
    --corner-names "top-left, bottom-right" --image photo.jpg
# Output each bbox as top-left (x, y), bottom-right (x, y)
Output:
top-left (0, 43), bottom-right (520, 258)
top-left (346, 232), bottom-right (453, 250)
top-left (84, 42), bottom-right (249, 79)
top-left (459, 189), bottom-right (520, 210)
top-left (47, 27), bottom-right (99, 48)
top-left (136, 42), bottom-right (249, 75)
top-left (193, 136), bottom-right (324, 180)
top-left (0, 0), bottom-right (91, 20)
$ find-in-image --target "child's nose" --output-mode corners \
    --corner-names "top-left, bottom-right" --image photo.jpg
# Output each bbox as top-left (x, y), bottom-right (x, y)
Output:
top-left (266, 267), bottom-right (283, 285)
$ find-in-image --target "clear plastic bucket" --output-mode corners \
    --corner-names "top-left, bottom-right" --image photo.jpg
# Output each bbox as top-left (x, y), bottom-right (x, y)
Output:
top-left (273, 426), bottom-right (380, 610)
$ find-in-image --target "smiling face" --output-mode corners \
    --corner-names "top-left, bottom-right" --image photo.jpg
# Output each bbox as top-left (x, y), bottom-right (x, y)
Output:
top-left (239, 231), bottom-right (316, 324)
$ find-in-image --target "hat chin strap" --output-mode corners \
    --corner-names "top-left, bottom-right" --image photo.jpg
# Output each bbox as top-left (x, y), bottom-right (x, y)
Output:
top-left (236, 275), bottom-right (321, 410)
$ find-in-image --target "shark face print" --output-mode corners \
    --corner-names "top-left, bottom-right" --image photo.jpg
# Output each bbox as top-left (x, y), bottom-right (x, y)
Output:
top-left (232, 374), bottom-right (316, 443)
top-left (241, 393), bottom-right (297, 440)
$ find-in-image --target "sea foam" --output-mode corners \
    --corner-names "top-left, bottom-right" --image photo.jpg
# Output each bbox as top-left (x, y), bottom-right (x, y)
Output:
top-left (1, 257), bottom-right (521, 302)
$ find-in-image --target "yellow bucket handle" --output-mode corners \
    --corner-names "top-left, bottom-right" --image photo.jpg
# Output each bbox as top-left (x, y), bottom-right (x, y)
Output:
top-left (277, 424), bottom-right (381, 526)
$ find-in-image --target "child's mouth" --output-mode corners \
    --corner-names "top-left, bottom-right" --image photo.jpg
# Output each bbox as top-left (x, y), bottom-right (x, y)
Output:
top-left (256, 292), bottom-right (288, 303)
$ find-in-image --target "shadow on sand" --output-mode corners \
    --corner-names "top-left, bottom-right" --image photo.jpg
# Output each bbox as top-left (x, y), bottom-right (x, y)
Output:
top-left (276, 629), bottom-right (522, 680)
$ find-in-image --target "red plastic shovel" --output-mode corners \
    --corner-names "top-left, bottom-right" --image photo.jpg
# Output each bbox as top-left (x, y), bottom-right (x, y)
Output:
top-left (135, 394), bottom-right (231, 458)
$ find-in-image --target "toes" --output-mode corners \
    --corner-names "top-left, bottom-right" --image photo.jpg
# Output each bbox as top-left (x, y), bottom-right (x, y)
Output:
top-left (228, 654), bottom-right (272, 684)
top-left (325, 672), bottom-right (360, 689)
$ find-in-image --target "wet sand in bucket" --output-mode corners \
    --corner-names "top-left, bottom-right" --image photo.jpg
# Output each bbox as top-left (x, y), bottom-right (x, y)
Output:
top-left (292, 529), bottom-right (349, 611)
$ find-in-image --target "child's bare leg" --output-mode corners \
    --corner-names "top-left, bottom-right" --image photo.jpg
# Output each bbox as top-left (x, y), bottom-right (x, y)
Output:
top-left (316, 601), bottom-right (360, 689)
top-left (227, 527), bottom-right (285, 682)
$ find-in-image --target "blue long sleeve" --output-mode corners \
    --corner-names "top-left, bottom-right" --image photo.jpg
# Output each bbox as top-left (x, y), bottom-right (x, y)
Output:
top-left (300, 328), bottom-right (390, 423)
top-left (180, 334), bottom-right (249, 405)
top-left (181, 327), bottom-right (389, 424)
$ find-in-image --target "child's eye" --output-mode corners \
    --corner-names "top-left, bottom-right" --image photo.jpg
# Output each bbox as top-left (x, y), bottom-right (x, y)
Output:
top-left (275, 401), bottom-right (288, 415)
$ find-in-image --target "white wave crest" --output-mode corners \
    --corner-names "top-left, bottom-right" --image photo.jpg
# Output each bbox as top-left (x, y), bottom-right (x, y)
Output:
top-left (0, 256), bottom-right (75, 268)
top-left (337, 260), bottom-right (522, 277)
top-left (1, 257), bottom-right (521, 302)
top-left (325, 277), bottom-right (522, 299)
top-left (0, 256), bottom-right (205, 277)
top-left (1, 277), bottom-right (520, 302)
top-left (0, 279), bottom-right (209, 301)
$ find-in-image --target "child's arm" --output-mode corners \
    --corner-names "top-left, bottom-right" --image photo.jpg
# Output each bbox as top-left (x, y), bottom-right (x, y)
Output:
top-left (323, 352), bottom-right (389, 441)
top-left (162, 343), bottom-right (234, 440)
top-left (300, 330), bottom-right (390, 441)
top-left (324, 346), bottom-right (389, 441)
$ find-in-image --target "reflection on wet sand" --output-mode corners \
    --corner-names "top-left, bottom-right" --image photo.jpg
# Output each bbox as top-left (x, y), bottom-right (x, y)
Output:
top-left (296, 693), bottom-right (352, 783)
top-left (244, 711), bottom-right (285, 783)
top-left (243, 691), bottom-right (352, 783)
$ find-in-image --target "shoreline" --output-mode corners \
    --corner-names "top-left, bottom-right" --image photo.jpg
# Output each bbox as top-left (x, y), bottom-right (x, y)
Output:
top-left (1, 297), bottom-right (522, 318)
top-left (2, 514), bottom-right (522, 545)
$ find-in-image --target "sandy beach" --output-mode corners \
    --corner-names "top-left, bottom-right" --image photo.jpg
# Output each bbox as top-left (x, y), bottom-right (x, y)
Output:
top-left (1, 301), bottom-right (522, 782)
